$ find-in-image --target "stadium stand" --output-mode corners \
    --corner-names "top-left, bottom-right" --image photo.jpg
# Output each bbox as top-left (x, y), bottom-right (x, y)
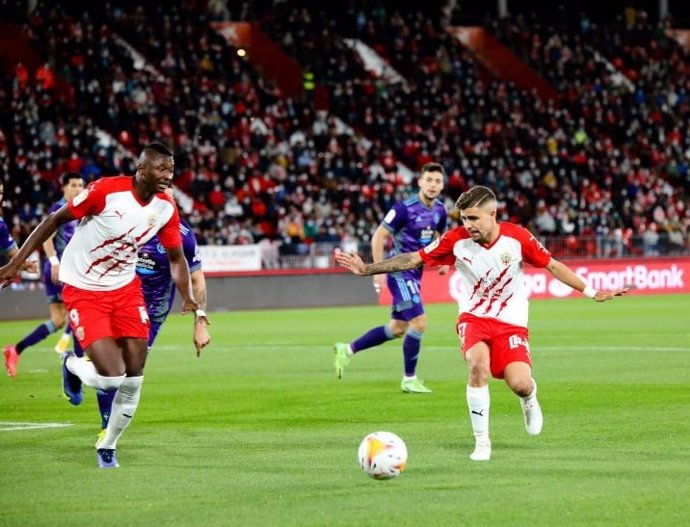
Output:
top-left (0, 0), bottom-right (688, 268)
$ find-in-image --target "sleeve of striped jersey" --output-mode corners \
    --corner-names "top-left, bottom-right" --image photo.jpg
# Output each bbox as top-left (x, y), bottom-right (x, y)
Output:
top-left (381, 202), bottom-right (407, 233)
top-left (68, 180), bottom-right (107, 219)
top-left (182, 225), bottom-right (202, 272)
top-left (517, 226), bottom-right (551, 268)
top-left (158, 202), bottom-right (182, 249)
top-left (418, 229), bottom-right (458, 266)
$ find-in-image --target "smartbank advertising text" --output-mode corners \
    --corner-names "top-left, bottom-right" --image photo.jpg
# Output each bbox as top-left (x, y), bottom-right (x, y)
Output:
top-left (378, 258), bottom-right (690, 304)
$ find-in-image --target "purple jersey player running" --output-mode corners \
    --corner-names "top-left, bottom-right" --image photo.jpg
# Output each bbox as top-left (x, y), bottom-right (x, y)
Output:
top-left (334, 163), bottom-right (448, 393)
top-left (92, 216), bottom-right (209, 440)
top-left (4, 172), bottom-right (84, 380)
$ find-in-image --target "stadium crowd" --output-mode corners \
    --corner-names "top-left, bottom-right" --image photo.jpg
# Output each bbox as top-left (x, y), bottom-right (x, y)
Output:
top-left (1, 0), bottom-right (688, 266)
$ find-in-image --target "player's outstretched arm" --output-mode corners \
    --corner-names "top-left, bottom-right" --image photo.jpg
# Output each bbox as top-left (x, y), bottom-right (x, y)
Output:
top-left (335, 248), bottom-right (423, 276)
top-left (0, 206), bottom-right (73, 288)
top-left (545, 258), bottom-right (630, 302)
top-left (167, 246), bottom-right (210, 339)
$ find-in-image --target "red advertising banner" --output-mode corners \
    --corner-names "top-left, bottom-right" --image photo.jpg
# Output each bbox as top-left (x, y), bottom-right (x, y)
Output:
top-left (379, 258), bottom-right (690, 305)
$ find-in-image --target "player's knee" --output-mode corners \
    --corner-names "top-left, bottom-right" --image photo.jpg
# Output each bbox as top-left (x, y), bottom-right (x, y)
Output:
top-left (95, 374), bottom-right (126, 391)
top-left (389, 322), bottom-right (407, 338)
top-left (466, 358), bottom-right (490, 383)
top-left (506, 377), bottom-right (533, 397)
top-left (408, 320), bottom-right (427, 333)
top-left (52, 316), bottom-right (66, 329)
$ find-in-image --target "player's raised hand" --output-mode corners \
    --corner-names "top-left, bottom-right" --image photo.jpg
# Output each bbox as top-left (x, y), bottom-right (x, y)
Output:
top-left (335, 248), bottom-right (366, 275)
top-left (593, 286), bottom-right (631, 302)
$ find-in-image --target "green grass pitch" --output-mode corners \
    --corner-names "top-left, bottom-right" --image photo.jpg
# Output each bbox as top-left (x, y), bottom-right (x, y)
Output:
top-left (1, 294), bottom-right (689, 526)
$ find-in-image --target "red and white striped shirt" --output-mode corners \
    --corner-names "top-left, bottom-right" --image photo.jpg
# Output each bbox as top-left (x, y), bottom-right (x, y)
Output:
top-left (419, 222), bottom-right (551, 328)
top-left (59, 176), bottom-right (181, 291)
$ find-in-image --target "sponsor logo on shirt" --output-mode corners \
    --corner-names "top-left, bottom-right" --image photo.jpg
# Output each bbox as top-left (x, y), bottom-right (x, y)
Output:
top-left (424, 238), bottom-right (440, 253)
top-left (72, 189), bottom-right (89, 207)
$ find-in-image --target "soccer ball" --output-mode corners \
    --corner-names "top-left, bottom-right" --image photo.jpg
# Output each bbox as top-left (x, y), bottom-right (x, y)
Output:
top-left (357, 431), bottom-right (407, 480)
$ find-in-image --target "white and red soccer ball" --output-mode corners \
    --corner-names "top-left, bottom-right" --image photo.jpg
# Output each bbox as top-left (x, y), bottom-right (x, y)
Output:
top-left (357, 431), bottom-right (407, 480)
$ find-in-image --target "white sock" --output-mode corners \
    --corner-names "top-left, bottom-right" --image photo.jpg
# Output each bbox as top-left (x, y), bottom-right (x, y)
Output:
top-left (65, 355), bottom-right (100, 388)
top-left (403, 375), bottom-right (417, 381)
top-left (66, 355), bottom-right (124, 391)
top-left (467, 385), bottom-right (490, 441)
top-left (97, 376), bottom-right (144, 450)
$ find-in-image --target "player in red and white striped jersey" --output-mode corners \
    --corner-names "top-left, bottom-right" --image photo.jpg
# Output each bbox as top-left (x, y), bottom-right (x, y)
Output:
top-left (0, 142), bottom-right (210, 468)
top-left (335, 186), bottom-right (629, 461)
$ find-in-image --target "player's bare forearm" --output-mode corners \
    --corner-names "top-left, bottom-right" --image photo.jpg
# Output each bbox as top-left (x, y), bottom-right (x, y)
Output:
top-left (546, 258), bottom-right (630, 301)
top-left (363, 252), bottom-right (423, 276)
top-left (191, 270), bottom-right (207, 311)
top-left (168, 248), bottom-right (197, 310)
top-left (371, 226), bottom-right (390, 264)
top-left (545, 259), bottom-right (587, 292)
top-left (7, 209), bottom-right (71, 271)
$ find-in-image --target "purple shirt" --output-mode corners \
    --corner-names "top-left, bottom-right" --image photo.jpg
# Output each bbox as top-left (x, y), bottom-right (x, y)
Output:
top-left (136, 219), bottom-right (201, 322)
top-left (381, 195), bottom-right (447, 281)
top-left (0, 216), bottom-right (17, 260)
top-left (49, 198), bottom-right (79, 259)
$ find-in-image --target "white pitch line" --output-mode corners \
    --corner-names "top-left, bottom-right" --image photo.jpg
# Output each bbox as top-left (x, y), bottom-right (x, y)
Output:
top-left (151, 344), bottom-right (689, 353)
top-left (0, 421), bottom-right (74, 432)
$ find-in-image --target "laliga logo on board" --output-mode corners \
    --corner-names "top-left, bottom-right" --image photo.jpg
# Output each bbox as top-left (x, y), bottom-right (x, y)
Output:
top-left (520, 273), bottom-right (574, 297)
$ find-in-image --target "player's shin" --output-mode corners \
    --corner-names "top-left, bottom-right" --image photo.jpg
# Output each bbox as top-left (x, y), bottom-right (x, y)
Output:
top-left (402, 329), bottom-right (423, 377)
top-left (467, 385), bottom-right (491, 460)
top-left (97, 376), bottom-right (143, 450)
top-left (466, 385), bottom-right (490, 439)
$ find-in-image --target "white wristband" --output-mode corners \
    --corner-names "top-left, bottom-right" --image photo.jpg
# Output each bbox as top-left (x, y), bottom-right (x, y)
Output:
top-left (49, 256), bottom-right (60, 266)
top-left (582, 286), bottom-right (597, 299)
top-left (195, 309), bottom-right (207, 318)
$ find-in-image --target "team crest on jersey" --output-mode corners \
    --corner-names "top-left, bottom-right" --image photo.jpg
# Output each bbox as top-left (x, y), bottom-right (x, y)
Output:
top-left (148, 212), bottom-right (158, 226)
top-left (72, 189), bottom-right (89, 207)
top-left (500, 251), bottom-right (512, 267)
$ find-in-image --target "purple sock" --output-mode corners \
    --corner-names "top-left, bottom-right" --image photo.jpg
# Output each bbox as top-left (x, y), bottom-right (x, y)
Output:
top-left (16, 321), bottom-right (57, 354)
top-left (96, 389), bottom-right (117, 430)
top-left (350, 325), bottom-right (395, 353)
top-left (73, 337), bottom-right (85, 358)
top-left (403, 329), bottom-right (423, 377)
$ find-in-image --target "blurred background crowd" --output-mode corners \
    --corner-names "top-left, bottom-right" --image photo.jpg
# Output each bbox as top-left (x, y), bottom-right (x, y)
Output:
top-left (1, 0), bottom-right (688, 268)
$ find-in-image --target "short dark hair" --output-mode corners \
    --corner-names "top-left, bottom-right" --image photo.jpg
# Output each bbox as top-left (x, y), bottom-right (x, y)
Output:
top-left (61, 171), bottom-right (83, 186)
top-left (455, 186), bottom-right (497, 210)
top-left (142, 141), bottom-right (174, 158)
top-left (420, 162), bottom-right (445, 176)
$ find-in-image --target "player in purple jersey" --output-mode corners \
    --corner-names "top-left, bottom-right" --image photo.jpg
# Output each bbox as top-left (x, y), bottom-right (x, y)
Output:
top-left (4, 173), bottom-right (84, 380)
top-left (92, 216), bottom-right (209, 440)
top-left (334, 163), bottom-right (448, 393)
top-left (0, 182), bottom-right (19, 263)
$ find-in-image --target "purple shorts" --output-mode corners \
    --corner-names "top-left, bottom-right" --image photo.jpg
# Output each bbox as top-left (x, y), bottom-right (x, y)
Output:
top-left (148, 320), bottom-right (163, 349)
top-left (387, 273), bottom-right (425, 321)
top-left (42, 260), bottom-right (63, 304)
